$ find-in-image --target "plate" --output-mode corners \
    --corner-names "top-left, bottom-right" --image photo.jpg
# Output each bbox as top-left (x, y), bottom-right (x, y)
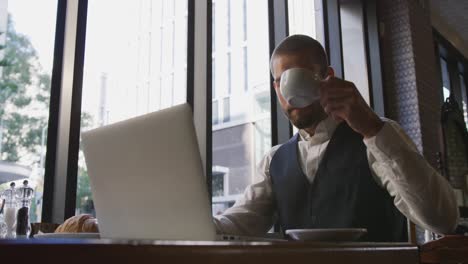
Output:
top-left (285, 228), bottom-right (367, 242)
top-left (34, 232), bottom-right (100, 239)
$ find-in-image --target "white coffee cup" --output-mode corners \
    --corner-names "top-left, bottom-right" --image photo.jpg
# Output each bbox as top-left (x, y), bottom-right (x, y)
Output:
top-left (279, 68), bottom-right (322, 108)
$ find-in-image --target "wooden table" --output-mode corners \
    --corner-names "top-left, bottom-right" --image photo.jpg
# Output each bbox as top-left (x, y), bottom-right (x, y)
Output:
top-left (420, 235), bottom-right (468, 264)
top-left (0, 239), bottom-right (418, 264)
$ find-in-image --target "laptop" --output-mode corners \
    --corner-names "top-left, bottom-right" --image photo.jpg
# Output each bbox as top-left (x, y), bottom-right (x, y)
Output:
top-left (81, 103), bottom-right (217, 240)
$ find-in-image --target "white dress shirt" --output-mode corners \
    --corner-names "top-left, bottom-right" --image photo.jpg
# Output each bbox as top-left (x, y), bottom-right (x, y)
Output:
top-left (213, 117), bottom-right (459, 236)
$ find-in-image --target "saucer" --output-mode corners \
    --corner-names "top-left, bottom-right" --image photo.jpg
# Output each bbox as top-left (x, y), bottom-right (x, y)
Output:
top-left (285, 228), bottom-right (367, 242)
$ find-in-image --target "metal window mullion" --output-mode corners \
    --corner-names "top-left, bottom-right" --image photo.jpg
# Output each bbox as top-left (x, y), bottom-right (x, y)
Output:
top-left (268, 0), bottom-right (291, 233)
top-left (193, 0), bottom-right (211, 198)
top-left (46, 0), bottom-right (80, 223)
top-left (448, 58), bottom-right (463, 104)
top-left (464, 69), bottom-right (468, 110)
top-left (187, 0), bottom-right (195, 108)
top-left (363, 0), bottom-right (385, 116)
top-left (42, 0), bottom-right (68, 223)
top-left (323, 0), bottom-right (344, 78)
top-left (64, 0), bottom-right (88, 220)
top-left (268, 0), bottom-right (292, 147)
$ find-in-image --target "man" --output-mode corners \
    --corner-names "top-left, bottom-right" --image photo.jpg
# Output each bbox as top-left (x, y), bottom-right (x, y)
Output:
top-left (213, 34), bottom-right (459, 241)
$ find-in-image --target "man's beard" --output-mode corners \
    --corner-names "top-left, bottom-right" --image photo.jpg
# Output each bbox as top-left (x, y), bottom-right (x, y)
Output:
top-left (285, 101), bottom-right (326, 129)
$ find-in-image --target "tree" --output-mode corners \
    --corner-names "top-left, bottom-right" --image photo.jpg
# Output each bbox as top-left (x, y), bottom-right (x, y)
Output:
top-left (0, 14), bottom-right (52, 223)
top-left (76, 112), bottom-right (94, 214)
top-left (76, 164), bottom-right (94, 214)
top-left (1, 14), bottom-right (96, 218)
top-left (0, 14), bottom-right (98, 221)
top-left (0, 14), bottom-right (50, 164)
top-left (0, 32), bottom-right (7, 67)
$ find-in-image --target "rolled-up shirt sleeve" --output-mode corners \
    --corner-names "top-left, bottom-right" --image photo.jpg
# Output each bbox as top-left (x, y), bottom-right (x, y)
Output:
top-left (213, 146), bottom-right (279, 236)
top-left (364, 120), bottom-right (459, 235)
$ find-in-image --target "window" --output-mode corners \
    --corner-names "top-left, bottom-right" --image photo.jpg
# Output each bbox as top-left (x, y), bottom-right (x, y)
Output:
top-left (242, 0), bottom-right (247, 41)
top-left (211, 0), bottom-right (271, 215)
top-left (243, 46), bottom-right (248, 91)
top-left (460, 73), bottom-right (467, 129)
top-left (0, 0), bottom-right (58, 223)
top-left (288, 0), bottom-right (322, 38)
top-left (213, 100), bottom-right (219, 125)
top-left (288, 0), bottom-right (325, 134)
top-left (212, 57), bottom-right (216, 98)
top-left (212, 2), bottom-right (216, 52)
top-left (227, 0), bottom-right (231, 47)
top-left (227, 52), bottom-right (231, 94)
top-left (76, 0), bottom-right (188, 215)
top-left (212, 166), bottom-right (227, 197)
top-left (223, 97), bottom-right (230, 123)
top-left (212, 167), bottom-right (231, 215)
top-left (340, 0), bottom-right (370, 104)
top-left (440, 58), bottom-right (451, 101)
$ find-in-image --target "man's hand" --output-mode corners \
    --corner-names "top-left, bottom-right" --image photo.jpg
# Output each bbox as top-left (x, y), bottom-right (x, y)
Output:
top-left (319, 76), bottom-right (383, 138)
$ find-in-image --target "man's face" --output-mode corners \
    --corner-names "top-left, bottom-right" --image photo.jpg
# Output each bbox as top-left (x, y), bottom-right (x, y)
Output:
top-left (272, 53), bottom-right (327, 129)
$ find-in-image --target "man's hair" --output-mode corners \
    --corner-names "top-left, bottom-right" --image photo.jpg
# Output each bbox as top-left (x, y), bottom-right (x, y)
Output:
top-left (270, 34), bottom-right (328, 77)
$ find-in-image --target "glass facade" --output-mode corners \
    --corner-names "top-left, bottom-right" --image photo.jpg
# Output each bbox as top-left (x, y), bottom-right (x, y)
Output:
top-left (287, 0), bottom-right (323, 134)
top-left (0, 0), bottom-right (58, 223)
top-left (76, 0), bottom-right (188, 215)
top-left (460, 73), bottom-right (468, 129)
top-left (211, 0), bottom-right (271, 215)
top-left (288, 0), bottom-right (321, 40)
top-left (0, 0), bottom-right (459, 230)
top-left (440, 58), bottom-right (451, 101)
top-left (340, 0), bottom-right (370, 104)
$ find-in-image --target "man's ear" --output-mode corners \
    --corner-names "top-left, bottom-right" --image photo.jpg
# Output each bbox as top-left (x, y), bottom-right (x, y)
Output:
top-left (326, 67), bottom-right (335, 78)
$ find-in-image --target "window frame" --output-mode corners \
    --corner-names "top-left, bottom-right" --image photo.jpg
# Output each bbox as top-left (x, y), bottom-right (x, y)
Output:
top-left (39, 0), bottom-right (386, 221)
top-left (63, 0), bottom-right (88, 220)
top-left (41, 0), bottom-right (198, 220)
top-left (268, 0), bottom-right (293, 147)
top-left (363, 0), bottom-right (385, 116)
top-left (434, 30), bottom-right (468, 108)
top-left (433, 30), bottom-right (468, 185)
top-left (41, 0), bottom-right (68, 223)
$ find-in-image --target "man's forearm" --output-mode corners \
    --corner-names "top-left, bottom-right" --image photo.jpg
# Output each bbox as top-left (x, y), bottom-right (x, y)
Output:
top-left (364, 120), bottom-right (459, 234)
top-left (214, 152), bottom-right (278, 236)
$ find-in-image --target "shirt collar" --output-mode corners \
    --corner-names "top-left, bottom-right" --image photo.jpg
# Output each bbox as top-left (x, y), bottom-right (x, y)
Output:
top-left (297, 116), bottom-right (339, 142)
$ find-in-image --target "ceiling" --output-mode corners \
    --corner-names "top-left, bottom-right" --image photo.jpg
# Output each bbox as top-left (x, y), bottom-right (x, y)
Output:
top-left (429, 0), bottom-right (468, 57)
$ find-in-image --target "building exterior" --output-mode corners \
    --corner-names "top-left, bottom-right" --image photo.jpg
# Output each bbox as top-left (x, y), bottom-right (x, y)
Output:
top-left (211, 0), bottom-right (271, 214)
top-left (0, 0), bottom-right (7, 78)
